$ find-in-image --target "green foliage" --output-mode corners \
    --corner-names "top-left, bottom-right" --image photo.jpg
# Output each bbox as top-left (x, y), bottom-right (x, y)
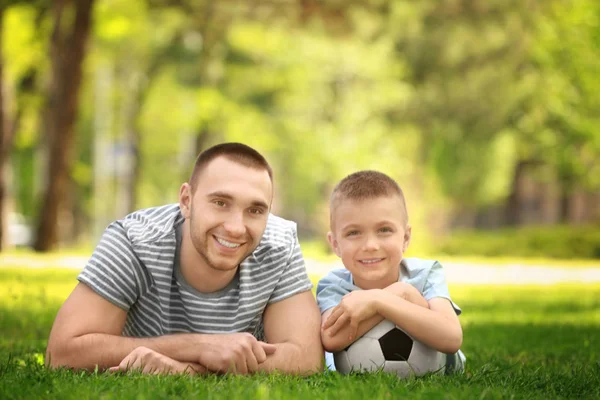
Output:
top-left (1, 267), bottom-right (599, 399)
top-left (437, 225), bottom-right (600, 259)
top-left (3, 0), bottom-right (600, 248)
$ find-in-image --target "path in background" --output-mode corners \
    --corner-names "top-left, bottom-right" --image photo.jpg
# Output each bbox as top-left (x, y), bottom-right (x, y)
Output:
top-left (2, 254), bottom-right (600, 284)
top-left (304, 259), bottom-right (600, 284)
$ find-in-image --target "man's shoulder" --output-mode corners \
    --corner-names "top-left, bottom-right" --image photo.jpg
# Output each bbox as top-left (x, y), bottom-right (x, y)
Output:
top-left (119, 204), bottom-right (182, 245)
top-left (257, 213), bottom-right (298, 250)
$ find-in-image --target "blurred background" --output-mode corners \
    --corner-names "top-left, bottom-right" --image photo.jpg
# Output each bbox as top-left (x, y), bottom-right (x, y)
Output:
top-left (0, 0), bottom-right (599, 260)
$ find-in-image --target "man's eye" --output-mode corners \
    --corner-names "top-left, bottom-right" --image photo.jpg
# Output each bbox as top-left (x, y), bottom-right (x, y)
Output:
top-left (249, 208), bottom-right (264, 215)
top-left (214, 200), bottom-right (226, 207)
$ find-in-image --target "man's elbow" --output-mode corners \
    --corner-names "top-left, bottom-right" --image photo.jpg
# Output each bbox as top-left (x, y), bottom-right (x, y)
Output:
top-left (46, 337), bottom-right (85, 370)
top-left (46, 340), bottom-right (70, 369)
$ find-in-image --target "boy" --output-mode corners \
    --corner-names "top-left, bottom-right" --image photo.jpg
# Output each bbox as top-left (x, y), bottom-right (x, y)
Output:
top-left (316, 170), bottom-right (465, 372)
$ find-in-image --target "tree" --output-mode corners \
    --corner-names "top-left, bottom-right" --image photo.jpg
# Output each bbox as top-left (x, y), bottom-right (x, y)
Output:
top-left (33, 0), bottom-right (96, 251)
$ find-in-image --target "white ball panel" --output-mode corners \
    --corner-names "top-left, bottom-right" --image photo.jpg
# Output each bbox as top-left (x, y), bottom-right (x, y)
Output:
top-left (362, 320), bottom-right (397, 339)
top-left (333, 349), bottom-right (353, 374)
top-left (345, 337), bottom-right (386, 372)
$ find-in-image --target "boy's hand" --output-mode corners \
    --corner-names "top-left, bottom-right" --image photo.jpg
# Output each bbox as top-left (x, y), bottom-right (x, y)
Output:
top-left (385, 282), bottom-right (429, 309)
top-left (323, 290), bottom-right (383, 340)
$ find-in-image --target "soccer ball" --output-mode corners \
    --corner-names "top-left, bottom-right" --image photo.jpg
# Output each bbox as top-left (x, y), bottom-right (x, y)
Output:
top-left (333, 320), bottom-right (444, 377)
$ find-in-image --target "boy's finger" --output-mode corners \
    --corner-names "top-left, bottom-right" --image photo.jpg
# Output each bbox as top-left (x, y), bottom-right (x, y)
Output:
top-left (323, 307), bottom-right (341, 329)
top-left (108, 366), bottom-right (120, 372)
top-left (328, 314), bottom-right (349, 336)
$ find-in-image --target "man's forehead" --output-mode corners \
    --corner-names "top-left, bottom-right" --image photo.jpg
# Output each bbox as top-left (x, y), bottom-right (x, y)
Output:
top-left (195, 158), bottom-right (272, 203)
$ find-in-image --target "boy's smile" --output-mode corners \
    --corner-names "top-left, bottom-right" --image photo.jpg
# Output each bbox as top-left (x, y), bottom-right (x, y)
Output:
top-left (328, 195), bottom-right (411, 289)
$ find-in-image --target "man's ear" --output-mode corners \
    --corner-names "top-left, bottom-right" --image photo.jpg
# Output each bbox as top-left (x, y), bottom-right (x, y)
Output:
top-left (327, 231), bottom-right (341, 258)
top-left (179, 183), bottom-right (192, 218)
top-left (402, 225), bottom-right (412, 253)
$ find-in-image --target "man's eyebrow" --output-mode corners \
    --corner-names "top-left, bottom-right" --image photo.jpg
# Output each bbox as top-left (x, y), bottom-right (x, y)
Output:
top-left (206, 191), bottom-right (234, 200)
top-left (207, 191), bottom-right (269, 210)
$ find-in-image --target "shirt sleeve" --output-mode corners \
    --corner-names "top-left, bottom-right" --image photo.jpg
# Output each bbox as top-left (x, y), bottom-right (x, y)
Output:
top-left (316, 271), bottom-right (353, 314)
top-left (77, 221), bottom-right (150, 310)
top-left (267, 230), bottom-right (313, 304)
top-left (422, 261), bottom-right (462, 315)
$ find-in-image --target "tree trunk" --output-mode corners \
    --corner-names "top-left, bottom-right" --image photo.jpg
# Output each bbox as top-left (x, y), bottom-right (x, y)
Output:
top-left (34, 0), bottom-right (96, 251)
top-left (505, 160), bottom-right (531, 226)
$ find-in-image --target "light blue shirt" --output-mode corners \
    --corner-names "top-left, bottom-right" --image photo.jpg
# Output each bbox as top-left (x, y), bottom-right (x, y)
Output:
top-left (316, 257), bottom-right (463, 370)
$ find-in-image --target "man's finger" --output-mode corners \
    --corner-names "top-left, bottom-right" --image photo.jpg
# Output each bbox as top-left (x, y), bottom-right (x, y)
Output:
top-left (260, 342), bottom-right (277, 355)
top-left (244, 346), bottom-right (259, 373)
top-left (252, 341), bottom-right (268, 364)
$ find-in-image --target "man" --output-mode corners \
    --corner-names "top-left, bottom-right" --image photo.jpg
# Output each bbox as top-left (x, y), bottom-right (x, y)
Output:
top-left (46, 143), bottom-right (323, 375)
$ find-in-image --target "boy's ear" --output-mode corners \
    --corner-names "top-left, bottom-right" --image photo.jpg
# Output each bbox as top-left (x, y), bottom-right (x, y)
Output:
top-left (402, 225), bottom-right (412, 253)
top-left (327, 231), bottom-right (341, 258)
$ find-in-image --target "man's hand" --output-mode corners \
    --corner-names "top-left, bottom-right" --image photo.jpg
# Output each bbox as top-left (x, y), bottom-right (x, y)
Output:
top-left (109, 347), bottom-right (203, 375)
top-left (198, 333), bottom-right (276, 374)
top-left (323, 289), bottom-right (383, 341)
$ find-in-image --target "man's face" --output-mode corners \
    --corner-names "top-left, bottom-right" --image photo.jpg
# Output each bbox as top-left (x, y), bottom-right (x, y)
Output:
top-left (328, 195), bottom-right (411, 289)
top-left (180, 156), bottom-right (272, 273)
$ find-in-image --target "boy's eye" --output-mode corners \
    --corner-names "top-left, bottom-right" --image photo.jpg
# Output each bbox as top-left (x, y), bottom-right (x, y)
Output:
top-left (346, 230), bottom-right (359, 237)
top-left (379, 227), bottom-right (393, 233)
top-left (249, 208), bottom-right (264, 215)
top-left (213, 200), bottom-right (226, 207)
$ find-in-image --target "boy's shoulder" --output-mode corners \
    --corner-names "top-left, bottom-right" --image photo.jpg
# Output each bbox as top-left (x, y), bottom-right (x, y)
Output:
top-left (316, 267), bottom-right (355, 291)
top-left (402, 257), bottom-right (440, 278)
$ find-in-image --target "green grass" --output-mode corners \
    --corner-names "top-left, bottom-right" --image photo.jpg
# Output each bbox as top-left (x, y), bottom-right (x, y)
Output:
top-left (1, 267), bottom-right (599, 399)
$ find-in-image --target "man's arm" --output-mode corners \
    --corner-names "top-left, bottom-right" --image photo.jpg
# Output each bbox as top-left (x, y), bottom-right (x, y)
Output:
top-left (257, 291), bottom-right (323, 375)
top-left (46, 283), bottom-right (275, 373)
top-left (321, 282), bottom-right (429, 352)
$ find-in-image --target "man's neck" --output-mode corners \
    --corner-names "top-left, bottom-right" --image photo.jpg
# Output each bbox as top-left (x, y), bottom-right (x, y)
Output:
top-left (179, 222), bottom-right (238, 293)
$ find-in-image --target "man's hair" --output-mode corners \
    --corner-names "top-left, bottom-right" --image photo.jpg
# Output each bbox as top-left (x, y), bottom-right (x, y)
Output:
top-left (330, 170), bottom-right (408, 227)
top-left (189, 143), bottom-right (273, 191)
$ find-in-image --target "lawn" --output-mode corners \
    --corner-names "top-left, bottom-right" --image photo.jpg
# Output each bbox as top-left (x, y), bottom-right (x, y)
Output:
top-left (1, 267), bottom-right (599, 399)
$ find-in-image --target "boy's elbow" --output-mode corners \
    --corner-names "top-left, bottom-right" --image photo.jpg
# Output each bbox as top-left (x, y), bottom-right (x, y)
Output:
top-left (440, 328), bottom-right (463, 354)
top-left (321, 331), bottom-right (346, 353)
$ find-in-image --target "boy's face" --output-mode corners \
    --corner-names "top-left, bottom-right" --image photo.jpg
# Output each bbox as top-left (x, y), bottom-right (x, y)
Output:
top-left (328, 195), bottom-right (411, 290)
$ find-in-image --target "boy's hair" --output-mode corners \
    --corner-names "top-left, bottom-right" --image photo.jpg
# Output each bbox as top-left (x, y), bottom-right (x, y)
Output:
top-left (189, 143), bottom-right (273, 191)
top-left (330, 170), bottom-right (408, 227)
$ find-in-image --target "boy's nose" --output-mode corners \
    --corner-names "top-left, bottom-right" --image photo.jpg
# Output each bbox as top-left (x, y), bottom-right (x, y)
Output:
top-left (363, 236), bottom-right (380, 251)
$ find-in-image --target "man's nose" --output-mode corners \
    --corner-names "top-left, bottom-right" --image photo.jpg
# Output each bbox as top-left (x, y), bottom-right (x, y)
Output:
top-left (223, 212), bottom-right (246, 237)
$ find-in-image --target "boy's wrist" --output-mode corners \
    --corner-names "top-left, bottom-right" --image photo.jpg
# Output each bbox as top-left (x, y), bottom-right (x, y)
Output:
top-left (373, 289), bottom-right (395, 314)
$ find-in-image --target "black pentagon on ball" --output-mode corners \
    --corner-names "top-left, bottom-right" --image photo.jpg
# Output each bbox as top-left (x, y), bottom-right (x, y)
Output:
top-left (378, 328), bottom-right (413, 361)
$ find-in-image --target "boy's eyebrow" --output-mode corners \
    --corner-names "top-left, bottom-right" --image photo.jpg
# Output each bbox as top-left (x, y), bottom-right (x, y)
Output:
top-left (207, 191), bottom-right (269, 210)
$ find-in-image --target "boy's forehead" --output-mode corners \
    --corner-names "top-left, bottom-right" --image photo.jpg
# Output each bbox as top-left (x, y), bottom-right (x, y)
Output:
top-left (331, 195), bottom-right (407, 229)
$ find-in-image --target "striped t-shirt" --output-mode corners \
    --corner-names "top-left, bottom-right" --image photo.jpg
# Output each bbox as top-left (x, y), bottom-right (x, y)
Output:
top-left (78, 204), bottom-right (313, 339)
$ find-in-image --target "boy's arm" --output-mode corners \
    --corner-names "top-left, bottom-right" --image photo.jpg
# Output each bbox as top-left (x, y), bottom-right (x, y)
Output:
top-left (326, 290), bottom-right (462, 354)
top-left (320, 282), bottom-right (429, 352)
